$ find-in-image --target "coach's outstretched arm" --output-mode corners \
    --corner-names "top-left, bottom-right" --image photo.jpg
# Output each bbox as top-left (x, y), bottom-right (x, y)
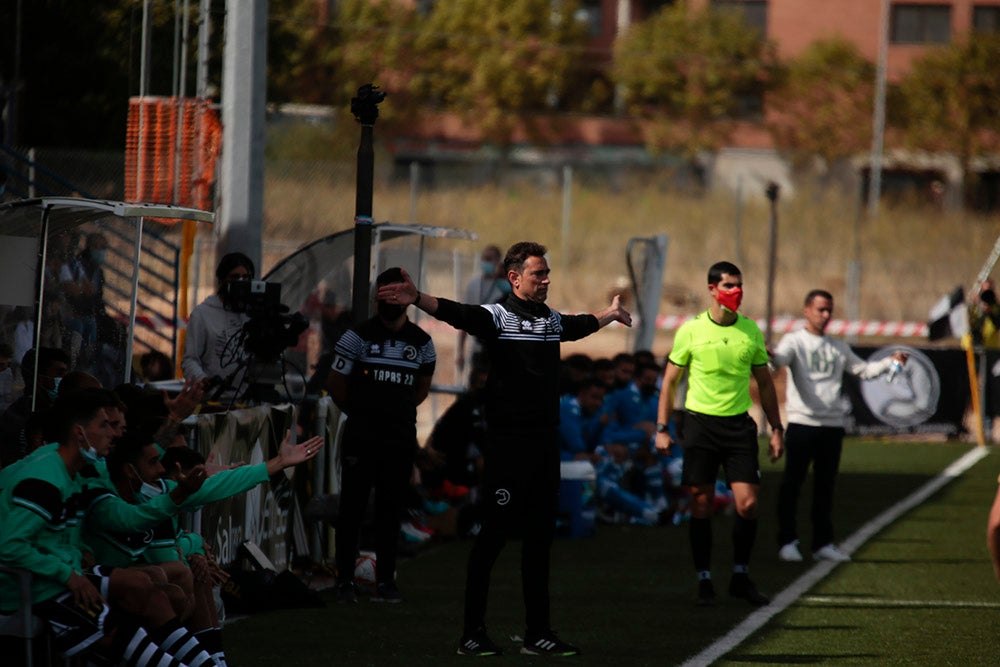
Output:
top-left (378, 268), bottom-right (439, 313)
top-left (592, 295), bottom-right (632, 329)
top-left (378, 269), bottom-right (631, 330)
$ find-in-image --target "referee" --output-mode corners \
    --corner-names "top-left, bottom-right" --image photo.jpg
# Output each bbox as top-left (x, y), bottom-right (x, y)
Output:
top-left (378, 241), bottom-right (631, 657)
top-left (655, 261), bottom-right (784, 607)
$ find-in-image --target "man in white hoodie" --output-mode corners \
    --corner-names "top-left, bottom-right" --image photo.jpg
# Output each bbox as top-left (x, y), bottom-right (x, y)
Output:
top-left (182, 253), bottom-right (254, 401)
top-left (769, 289), bottom-right (907, 563)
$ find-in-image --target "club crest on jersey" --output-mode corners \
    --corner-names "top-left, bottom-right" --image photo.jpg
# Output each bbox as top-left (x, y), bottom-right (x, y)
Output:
top-left (495, 488), bottom-right (511, 505)
top-left (403, 344), bottom-right (418, 361)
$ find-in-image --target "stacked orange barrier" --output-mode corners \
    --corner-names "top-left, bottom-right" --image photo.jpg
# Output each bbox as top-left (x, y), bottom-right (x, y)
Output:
top-left (125, 96), bottom-right (221, 214)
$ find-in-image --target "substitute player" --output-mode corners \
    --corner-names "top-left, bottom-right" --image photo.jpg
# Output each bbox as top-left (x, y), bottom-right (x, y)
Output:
top-left (328, 267), bottom-right (437, 604)
top-left (655, 261), bottom-right (784, 606)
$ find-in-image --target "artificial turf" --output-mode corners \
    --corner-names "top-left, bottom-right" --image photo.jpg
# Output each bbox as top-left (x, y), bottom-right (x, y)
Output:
top-left (223, 439), bottom-right (997, 666)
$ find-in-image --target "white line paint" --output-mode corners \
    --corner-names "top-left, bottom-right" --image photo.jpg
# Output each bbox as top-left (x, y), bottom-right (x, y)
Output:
top-left (801, 595), bottom-right (1000, 609)
top-left (678, 446), bottom-right (990, 667)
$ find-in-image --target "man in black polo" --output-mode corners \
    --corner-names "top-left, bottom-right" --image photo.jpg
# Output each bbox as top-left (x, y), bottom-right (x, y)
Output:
top-left (377, 241), bottom-right (632, 657)
top-left (328, 267), bottom-right (437, 604)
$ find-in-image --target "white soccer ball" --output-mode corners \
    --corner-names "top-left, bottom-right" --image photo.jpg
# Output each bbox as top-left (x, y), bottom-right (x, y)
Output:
top-left (354, 551), bottom-right (377, 594)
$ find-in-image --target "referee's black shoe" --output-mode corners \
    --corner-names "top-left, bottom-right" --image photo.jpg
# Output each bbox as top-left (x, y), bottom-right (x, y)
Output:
top-left (728, 573), bottom-right (769, 606)
top-left (521, 631), bottom-right (580, 656)
top-left (457, 627), bottom-right (503, 656)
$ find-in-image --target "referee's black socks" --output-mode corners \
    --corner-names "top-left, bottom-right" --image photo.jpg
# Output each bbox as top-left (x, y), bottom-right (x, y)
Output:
top-left (732, 515), bottom-right (758, 567)
top-left (690, 517), bottom-right (713, 572)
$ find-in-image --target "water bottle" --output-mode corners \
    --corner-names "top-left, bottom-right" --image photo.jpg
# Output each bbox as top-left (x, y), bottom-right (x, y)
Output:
top-left (887, 358), bottom-right (903, 383)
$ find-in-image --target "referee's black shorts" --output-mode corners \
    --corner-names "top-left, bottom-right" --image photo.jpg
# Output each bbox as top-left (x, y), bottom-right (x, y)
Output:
top-left (680, 410), bottom-right (761, 487)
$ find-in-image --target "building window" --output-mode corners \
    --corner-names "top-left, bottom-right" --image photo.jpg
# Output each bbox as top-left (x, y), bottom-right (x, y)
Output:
top-left (711, 0), bottom-right (768, 37)
top-left (575, 0), bottom-right (602, 38)
top-left (891, 4), bottom-right (951, 44)
top-left (973, 6), bottom-right (1000, 34)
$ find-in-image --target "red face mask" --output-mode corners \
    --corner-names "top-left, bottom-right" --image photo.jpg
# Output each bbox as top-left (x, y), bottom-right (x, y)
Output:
top-left (714, 286), bottom-right (743, 313)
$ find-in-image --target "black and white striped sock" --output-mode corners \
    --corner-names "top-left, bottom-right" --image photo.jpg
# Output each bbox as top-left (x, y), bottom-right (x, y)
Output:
top-left (150, 619), bottom-right (215, 667)
top-left (120, 626), bottom-right (188, 667)
top-left (194, 627), bottom-right (228, 666)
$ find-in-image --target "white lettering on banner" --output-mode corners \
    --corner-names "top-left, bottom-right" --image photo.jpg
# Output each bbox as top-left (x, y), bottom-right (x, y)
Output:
top-left (196, 406), bottom-right (297, 569)
top-left (212, 487), bottom-right (289, 569)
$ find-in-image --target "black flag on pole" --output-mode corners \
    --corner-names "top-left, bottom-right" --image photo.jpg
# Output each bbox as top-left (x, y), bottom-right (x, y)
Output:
top-left (927, 285), bottom-right (967, 340)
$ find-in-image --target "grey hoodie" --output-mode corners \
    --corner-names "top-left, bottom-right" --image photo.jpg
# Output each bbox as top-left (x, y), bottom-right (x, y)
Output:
top-left (182, 294), bottom-right (251, 393)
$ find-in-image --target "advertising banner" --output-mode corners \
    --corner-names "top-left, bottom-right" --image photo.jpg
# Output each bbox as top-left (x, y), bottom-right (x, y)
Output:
top-left (193, 404), bottom-right (297, 567)
top-left (842, 346), bottom-right (969, 436)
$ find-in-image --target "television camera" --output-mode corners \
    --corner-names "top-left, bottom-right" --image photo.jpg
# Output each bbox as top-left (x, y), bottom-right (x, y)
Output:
top-left (226, 279), bottom-right (309, 361)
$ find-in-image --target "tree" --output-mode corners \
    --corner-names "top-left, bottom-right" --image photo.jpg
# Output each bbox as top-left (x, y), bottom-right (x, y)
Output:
top-left (896, 34), bottom-right (1000, 199)
top-left (612, 3), bottom-right (777, 159)
top-left (407, 0), bottom-right (591, 150)
top-left (767, 38), bottom-right (875, 170)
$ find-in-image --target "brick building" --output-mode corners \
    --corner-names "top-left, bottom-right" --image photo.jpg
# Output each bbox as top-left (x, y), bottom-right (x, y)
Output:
top-left (393, 0), bottom-right (1000, 200)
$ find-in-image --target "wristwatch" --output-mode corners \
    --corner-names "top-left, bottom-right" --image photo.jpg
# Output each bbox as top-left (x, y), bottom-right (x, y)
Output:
top-left (655, 423), bottom-right (669, 433)
top-left (772, 425), bottom-right (784, 434)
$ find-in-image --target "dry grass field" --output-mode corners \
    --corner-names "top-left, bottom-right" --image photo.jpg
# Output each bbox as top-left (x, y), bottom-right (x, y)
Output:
top-left (259, 167), bottom-right (1000, 326)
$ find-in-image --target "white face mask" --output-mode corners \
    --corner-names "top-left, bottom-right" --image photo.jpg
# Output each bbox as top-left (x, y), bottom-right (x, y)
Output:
top-left (79, 430), bottom-right (102, 465)
top-left (129, 464), bottom-right (164, 500)
top-left (138, 481), bottom-right (164, 499)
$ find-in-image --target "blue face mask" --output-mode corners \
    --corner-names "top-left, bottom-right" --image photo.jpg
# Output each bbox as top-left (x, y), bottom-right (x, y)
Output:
top-left (79, 431), bottom-right (103, 466)
top-left (138, 481), bottom-right (164, 500)
top-left (128, 464), bottom-right (163, 500)
top-left (497, 280), bottom-right (512, 295)
top-left (481, 260), bottom-right (497, 276)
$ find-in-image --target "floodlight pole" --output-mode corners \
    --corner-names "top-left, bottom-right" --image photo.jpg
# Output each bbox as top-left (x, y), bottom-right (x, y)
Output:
top-left (350, 84), bottom-right (385, 324)
top-left (764, 182), bottom-right (780, 346)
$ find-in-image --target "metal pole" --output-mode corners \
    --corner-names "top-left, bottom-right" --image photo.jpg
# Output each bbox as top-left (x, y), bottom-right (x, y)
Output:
top-left (350, 84), bottom-right (385, 324)
top-left (764, 182), bottom-right (780, 345)
top-left (196, 0), bottom-right (211, 98)
top-left (734, 175), bottom-right (744, 267)
top-left (409, 161), bottom-right (419, 223)
top-left (561, 164), bottom-right (572, 276)
top-left (30, 206), bottom-right (52, 413)
top-left (868, 0), bottom-right (890, 218)
top-left (173, 0), bottom-right (191, 206)
top-left (125, 217), bottom-right (145, 384)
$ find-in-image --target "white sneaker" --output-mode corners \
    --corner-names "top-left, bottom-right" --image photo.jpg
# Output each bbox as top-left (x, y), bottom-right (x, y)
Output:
top-left (813, 544), bottom-right (851, 562)
top-left (778, 540), bottom-right (804, 562)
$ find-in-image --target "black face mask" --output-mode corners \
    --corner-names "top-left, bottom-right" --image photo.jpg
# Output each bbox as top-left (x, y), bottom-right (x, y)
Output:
top-left (376, 301), bottom-right (406, 321)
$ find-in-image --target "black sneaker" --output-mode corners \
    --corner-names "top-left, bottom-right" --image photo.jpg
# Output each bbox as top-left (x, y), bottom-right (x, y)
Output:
top-left (728, 574), bottom-right (769, 606)
top-left (457, 627), bottom-right (503, 656)
top-left (371, 582), bottom-right (403, 603)
top-left (334, 581), bottom-right (357, 604)
top-left (521, 631), bottom-right (580, 656)
top-left (696, 578), bottom-right (716, 606)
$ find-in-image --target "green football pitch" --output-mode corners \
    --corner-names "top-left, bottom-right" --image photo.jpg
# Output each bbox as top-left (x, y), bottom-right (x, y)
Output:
top-left (224, 439), bottom-right (1000, 666)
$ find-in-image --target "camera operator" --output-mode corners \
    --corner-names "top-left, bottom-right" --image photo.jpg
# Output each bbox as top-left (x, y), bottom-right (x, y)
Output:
top-left (182, 253), bottom-right (254, 400)
top-left (969, 279), bottom-right (1000, 348)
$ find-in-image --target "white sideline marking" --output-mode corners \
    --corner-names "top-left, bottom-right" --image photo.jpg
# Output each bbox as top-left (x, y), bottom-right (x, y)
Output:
top-left (801, 595), bottom-right (1000, 609)
top-left (678, 446), bottom-right (990, 667)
